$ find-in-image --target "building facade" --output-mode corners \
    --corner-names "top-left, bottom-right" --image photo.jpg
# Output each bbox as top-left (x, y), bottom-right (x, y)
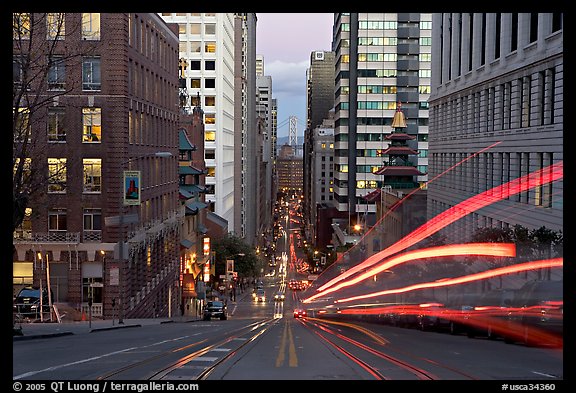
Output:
top-left (13, 13), bottom-right (181, 319)
top-left (160, 12), bottom-right (236, 230)
top-left (332, 13), bottom-right (431, 232)
top-left (428, 13), bottom-right (563, 243)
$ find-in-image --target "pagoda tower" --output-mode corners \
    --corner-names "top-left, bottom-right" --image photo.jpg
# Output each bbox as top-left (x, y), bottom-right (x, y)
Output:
top-left (374, 102), bottom-right (424, 187)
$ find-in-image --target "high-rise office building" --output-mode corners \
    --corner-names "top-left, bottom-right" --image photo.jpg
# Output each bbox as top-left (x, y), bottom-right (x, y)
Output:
top-left (304, 51), bottom-right (335, 242)
top-left (234, 13), bottom-right (258, 244)
top-left (332, 13), bottom-right (431, 231)
top-left (160, 13), bottom-right (236, 230)
top-left (428, 13), bottom-right (563, 242)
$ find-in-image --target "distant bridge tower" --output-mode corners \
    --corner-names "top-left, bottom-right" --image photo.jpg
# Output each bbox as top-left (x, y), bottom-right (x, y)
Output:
top-left (289, 116), bottom-right (298, 147)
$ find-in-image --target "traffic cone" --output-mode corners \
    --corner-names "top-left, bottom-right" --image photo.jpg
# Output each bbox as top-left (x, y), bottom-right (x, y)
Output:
top-left (81, 310), bottom-right (86, 321)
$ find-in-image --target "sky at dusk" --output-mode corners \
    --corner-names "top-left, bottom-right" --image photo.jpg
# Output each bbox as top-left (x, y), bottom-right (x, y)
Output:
top-left (256, 13), bottom-right (334, 138)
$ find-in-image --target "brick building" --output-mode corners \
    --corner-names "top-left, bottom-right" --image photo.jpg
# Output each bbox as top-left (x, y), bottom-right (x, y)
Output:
top-left (13, 13), bottom-right (181, 319)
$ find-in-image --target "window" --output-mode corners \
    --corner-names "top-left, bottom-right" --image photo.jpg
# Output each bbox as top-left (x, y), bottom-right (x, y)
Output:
top-left (190, 41), bottom-right (201, 52)
top-left (191, 78), bottom-right (201, 88)
top-left (419, 85), bottom-right (431, 94)
top-left (13, 13), bottom-right (30, 39)
top-left (48, 158), bottom-right (67, 193)
top-left (48, 56), bottom-right (66, 90)
top-left (205, 150), bottom-right (215, 159)
top-left (205, 42), bottom-right (216, 53)
top-left (14, 107), bottom-right (30, 142)
top-left (190, 60), bottom-right (201, 70)
top-left (206, 167), bottom-right (215, 177)
top-left (419, 37), bottom-right (432, 46)
top-left (47, 13), bottom-right (65, 39)
top-left (205, 96), bottom-right (215, 106)
top-left (48, 209), bottom-right (67, 232)
top-left (205, 60), bottom-right (215, 70)
top-left (82, 57), bottom-right (101, 90)
top-left (205, 131), bottom-right (216, 141)
top-left (13, 57), bottom-right (23, 85)
top-left (205, 24), bottom-right (216, 34)
top-left (48, 108), bottom-right (66, 142)
top-left (83, 209), bottom-right (102, 231)
top-left (420, 21), bottom-right (432, 29)
top-left (205, 78), bottom-right (215, 88)
top-left (83, 159), bottom-right (102, 193)
top-left (205, 113), bottom-right (215, 124)
top-left (82, 13), bottom-right (100, 40)
top-left (190, 23), bottom-right (201, 34)
top-left (178, 23), bottom-right (186, 34)
top-left (419, 53), bottom-right (432, 62)
top-left (82, 108), bottom-right (102, 142)
top-left (419, 69), bottom-right (432, 78)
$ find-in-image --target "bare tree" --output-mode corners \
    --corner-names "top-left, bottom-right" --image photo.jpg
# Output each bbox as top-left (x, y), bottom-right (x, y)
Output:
top-left (12, 13), bottom-right (97, 234)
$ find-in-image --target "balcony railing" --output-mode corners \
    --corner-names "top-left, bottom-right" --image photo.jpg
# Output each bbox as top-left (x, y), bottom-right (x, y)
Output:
top-left (13, 231), bottom-right (80, 243)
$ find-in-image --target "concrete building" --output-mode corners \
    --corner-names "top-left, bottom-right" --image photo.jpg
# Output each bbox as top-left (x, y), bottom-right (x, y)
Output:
top-left (234, 13), bottom-right (259, 244)
top-left (332, 13), bottom-right (431, 234)
top-left (304, 50), bottom-right (335, 247)
top-left (160, 13), bottom-right (236, 231)
top-left (13, 13), bottom-right (181, 319)
top-left (309, 114), bottom-right (335, 248)
top-left (428, 13), bottom-right (563, 242)
top-left (277, 145), bottom-right (304, 195)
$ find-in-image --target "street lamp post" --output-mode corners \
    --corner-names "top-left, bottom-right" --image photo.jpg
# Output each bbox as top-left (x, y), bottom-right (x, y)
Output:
top-left (113, 151), bottom-right (173, 324)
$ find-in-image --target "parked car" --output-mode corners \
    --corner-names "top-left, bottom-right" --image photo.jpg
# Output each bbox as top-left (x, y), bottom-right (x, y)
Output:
top-left (13, 287), bottom-right (52, 320)
top-left (417, 303), bottom-right (452, 332)
top-left (203, 300), bottom-right (227, 321)
top-left (465, 288), bottom-right (517, 339)
top-left (504, 280), bottom-right (563, 347)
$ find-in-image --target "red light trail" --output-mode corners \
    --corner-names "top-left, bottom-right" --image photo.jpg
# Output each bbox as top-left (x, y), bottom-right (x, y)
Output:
top-left (313, 161), bottom-right (563, 296)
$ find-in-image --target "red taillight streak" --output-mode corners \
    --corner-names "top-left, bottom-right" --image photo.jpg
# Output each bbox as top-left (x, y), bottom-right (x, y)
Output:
top-left (315, 162), bottom-right (563, 295)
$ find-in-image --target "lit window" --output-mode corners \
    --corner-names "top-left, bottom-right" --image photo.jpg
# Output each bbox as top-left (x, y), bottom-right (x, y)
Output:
top-left (205, 114), bottom-right (216, 125)
top-left (83, 159), bottom-right (102, 193)
top-left (205, 42), bottom-right (216, 53)
top-left (205, 96), bottom-right (215, 106)
top-left (205, 131), bottom-right (216, 141)
top-left (206, 167), bottom-right (215, 177)
top-left (48, 158), bottom-right (67, 193)
top-left (13, 13), bottom-right (30, 39)
top-left (82, 13), bottom-right (100, 40)
top-left (47, 13), bottom-right (65, 39)
top-left (82, 108), bottom-right (102, 142)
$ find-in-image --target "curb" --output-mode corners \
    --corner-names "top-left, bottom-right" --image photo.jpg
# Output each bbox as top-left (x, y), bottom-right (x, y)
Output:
top-left (90, 324), bottom-right (142, 333)
top-left (13, 332), bottom-right (74, 341)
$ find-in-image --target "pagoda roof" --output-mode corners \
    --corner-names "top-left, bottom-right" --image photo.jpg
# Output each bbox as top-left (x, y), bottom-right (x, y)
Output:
top-left (374, 166), bottom-right (425, 176)
top-left (385, 133), bottom-right (415, 140)
top-left (380, 146), bottom-right (419, 155)
top-left (362, 188), bottom-right (382, 202)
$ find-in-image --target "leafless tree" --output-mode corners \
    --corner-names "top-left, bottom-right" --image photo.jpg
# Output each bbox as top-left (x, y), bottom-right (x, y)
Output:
top-left (12, 13), bottom-right (97, 234)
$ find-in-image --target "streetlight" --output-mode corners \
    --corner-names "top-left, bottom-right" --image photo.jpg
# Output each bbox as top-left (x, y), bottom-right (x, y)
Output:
top-left (113, 151), bottom-right (173, 324)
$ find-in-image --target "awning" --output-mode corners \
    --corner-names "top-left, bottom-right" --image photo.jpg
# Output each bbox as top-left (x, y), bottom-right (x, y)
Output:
top-left (185, 200), bottom-right (208, 216)
top-left (179, 166), bottom-right (204, 175)
top-left (180, 239), bottom-right (194, 249)
top-left (179, 189), bottom-right (195, 199)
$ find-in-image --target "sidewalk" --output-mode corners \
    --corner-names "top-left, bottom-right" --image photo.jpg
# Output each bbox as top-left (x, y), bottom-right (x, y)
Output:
top-left (13, 315), bottom-right (202, 341)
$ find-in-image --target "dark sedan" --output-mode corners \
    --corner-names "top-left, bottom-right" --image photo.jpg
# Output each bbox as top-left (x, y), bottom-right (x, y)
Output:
top-left (203, 300), bottom-right (228, 321)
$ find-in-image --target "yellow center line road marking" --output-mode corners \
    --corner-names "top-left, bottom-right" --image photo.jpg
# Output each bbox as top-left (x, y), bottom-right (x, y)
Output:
top-left (275, 320), bottom-right (288, 367)
top-left (287, 320), bottom-right (298, 367)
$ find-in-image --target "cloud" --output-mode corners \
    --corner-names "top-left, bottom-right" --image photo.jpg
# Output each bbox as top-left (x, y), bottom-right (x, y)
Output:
top-left (266, 59), bottom-right (309, 97)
